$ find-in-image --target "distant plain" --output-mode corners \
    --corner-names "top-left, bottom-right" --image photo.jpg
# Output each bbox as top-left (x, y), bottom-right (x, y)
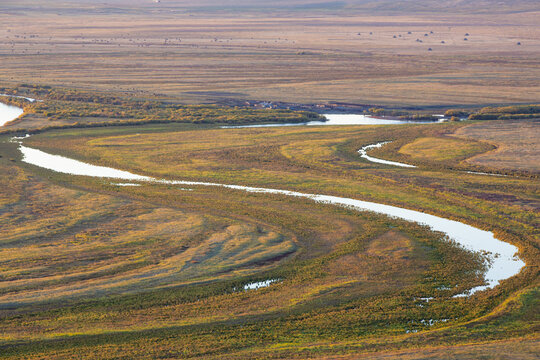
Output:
top-left (1, 1), bottom-right (539, 106)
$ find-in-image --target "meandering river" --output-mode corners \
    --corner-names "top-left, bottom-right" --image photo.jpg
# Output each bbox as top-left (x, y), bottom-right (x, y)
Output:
top-left (3, 103), bottom-right (524, 296)
top-left (358, 142), bottom-right (416, 168)
top-left (16, 141), bottom-right (525, 297)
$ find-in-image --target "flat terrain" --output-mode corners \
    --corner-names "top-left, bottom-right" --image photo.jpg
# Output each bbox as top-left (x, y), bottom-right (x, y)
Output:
top-left (341, 338), bottom-right (540, 359)
top-left (0, 1), bottom-right (539, 106)
top-left (453, 120), bottom-right (540, 173)
top-left (399, 136), bottom-right (489, 162)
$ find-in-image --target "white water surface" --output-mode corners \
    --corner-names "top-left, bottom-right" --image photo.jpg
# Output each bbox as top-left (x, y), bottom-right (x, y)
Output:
top-left (0, 102), bottom-right (24, 126)
top-left (359, 142), bottom-right (416, 168)
top-left (222, 114), bottom-right (441, 128)
top-left (322, 114), bottom-right (441, 125)
top-left (0, 93), bottom-right (37, 102)
top-left (243, 279), bottom-right (279, 290)
top-left (466, 171), bottom-right (507, 177)
top-left (10, 134), bottom-right (31, 142)
top-left (18, 144), bottom-right (525, 297)
top-left (20, 146), bottom-right (152, 181)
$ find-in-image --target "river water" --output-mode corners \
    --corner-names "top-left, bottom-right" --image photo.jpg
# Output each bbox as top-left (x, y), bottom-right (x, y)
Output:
top-left (222, 114), bottom-right (442, 128)
top-left (0, 102), bottom-right (24, 126)
top-left (358, 142), bottom-right (416, 168)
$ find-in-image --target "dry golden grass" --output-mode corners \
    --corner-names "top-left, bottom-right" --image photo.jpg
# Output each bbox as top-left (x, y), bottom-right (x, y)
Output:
top-left (0, 161), bottom-right (296, 308)
top-left (398, 136), bottom-right (488, 162)
top-left (333, 337), bottom-right (540, 359)
top-left (327, 230), bottom-right (430, 286)
top-left (452, 120), bottom-right (540, 173)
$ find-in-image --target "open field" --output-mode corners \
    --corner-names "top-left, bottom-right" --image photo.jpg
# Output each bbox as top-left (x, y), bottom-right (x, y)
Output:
top-left (337, 337), bottom-right (540, 359)
top-left (453, 120), bottom-right (540, 173)
top-left (398, 137), bottom-right (490, 162)
top-left (1, 1), bottom-right (540, 106)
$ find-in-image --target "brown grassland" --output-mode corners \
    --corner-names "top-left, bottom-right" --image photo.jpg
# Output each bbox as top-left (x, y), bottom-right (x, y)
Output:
top-left (1, 1), bottom-right (540, 107)
top-left (453, 120), bottom-right (540, 173)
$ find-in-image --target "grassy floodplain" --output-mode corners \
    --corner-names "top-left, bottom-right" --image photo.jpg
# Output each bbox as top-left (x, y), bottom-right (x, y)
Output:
top-left (0, 106), bottom-right (538, 358)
